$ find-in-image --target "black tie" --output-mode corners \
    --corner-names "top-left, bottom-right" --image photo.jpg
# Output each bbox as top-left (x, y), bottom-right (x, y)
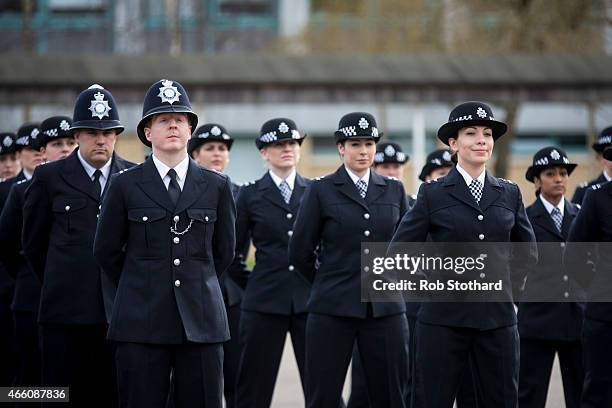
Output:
top-left (92, 169), bottom-right (102, 198)
top-left (167, 169), bottom-right (181, 206)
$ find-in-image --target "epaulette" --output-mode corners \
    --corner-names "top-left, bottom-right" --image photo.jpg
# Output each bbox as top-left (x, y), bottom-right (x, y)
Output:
top-left (314, 175), bottom-right (326, 181)
top-left (410, 194), bottom-right (417, 200)
top-left (579, 181), bottom-right (589, 188)
top-left (576, 203), bottom-right (581, 210)
top-left (241, 180), bottom-right (255, 187)
top-left (591, 183), bottom-right (602, 190)
top-left (386, 176), bottom-right (399, 181)
top-left (16, 179), bottom-right (27, 185)
top-left (498, 178), bottom-right (516, 185)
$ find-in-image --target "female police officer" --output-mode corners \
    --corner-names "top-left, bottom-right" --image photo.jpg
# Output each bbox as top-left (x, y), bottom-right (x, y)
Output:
top-left (289, 112), bottom-right (409, 408)
top-left (234, 118), bottom-right (311, 408)
top-left (518, 146), bottom-right (583, 408)
top-left (390, 102), bottom-right (536, 408)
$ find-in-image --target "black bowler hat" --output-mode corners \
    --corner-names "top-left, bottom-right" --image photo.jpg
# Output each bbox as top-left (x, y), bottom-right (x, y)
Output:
top-left (15, 123), bottom-right (42, 151)
top-left (255, 118), bottom-right (306, 150)
top-left (188, 123), bottom-right (234, 156)
top-left (40, 116), bottom-right (73, 147)
top-left (418, 149), bottom-right (454, 181)
top-left (70, 84), bottom-right (124, 134)
top-left (437, 102), bottom-right (507, 145)
top-left (373, 142), bottom-right (408, 165)
top-left (0, 132), bottom-right (18, 156)
top-left (592, 127), bottom-right (612, 153)
top-left (525, 146), bottom-right (577, 182)
top-left (334, 112), bottom-right (383, 143)
top-left (603, 146), bottom-right (612, 161)
top-left (137, 79), bottom-right (198, 147)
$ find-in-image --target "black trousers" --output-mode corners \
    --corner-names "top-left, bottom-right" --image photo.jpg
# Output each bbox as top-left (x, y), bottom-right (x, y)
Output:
top-left (40, 323), bottom-right (117, 408)
top-left (223, 303), bottom-right (242, 408)
top-left (414, 321), bottom-right (518, 408)
top-left (12, 311), bottom-right (41, 387)
top-left (0, 299), bottom-right (16, 386)
top-left (116, 341), bottom-right (223, 408)
top-left (581, 318), bottom-right (612, 408)
top-left (306, 313), bottom-right (409, 408)
top-left (236, 310), bottom-right (307, 408)
top-left (518, 337), bottom-right (583, 408)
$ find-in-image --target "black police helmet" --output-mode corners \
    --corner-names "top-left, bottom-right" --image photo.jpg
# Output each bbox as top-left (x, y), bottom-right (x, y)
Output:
top-left (70, 84), bottom-right (124, 134)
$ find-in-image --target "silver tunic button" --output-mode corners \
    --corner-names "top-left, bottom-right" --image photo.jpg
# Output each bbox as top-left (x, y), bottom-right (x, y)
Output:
top-left (364, 248), bottom-right (370, 254)
top-left (478, 234), bottom-right (485, 240)
top-left (173, 237), bottom-right (180, 244)
top-left (564, 292), bottom-right (569, 298)
top-left (477, 214), bottom-right (484, 221)
top-left (563, 275), bottom-right (568, 281)
top-left (173, 258), bottom-right (180, 266)
top-left (174, 280), bottom-right (181, 287)
top-left (287, 230), bottom-right (293, 237)
top-left (480, 273), bottom-right (486, 279)
top-left (288, 265), bottom-right (295, 271)
top-left (364, 213), bottom-right (370, 220)
top-left (173, 215), bottom-right (179, 222)
top-left (364, 230), bottom-right (370, 237)
top-left (99, 205), bottom-right (102, 210)
top-left (560, 242), bottom-right (566, 248)
top-left (364, 266), bottom-right (370, 272)
top-left (205, 216), bottom-right (209, 222)
top-left (142, 216), bottom-right (148, 222)
top-left (286, 213), bottom-right (293, 219)
top-left (65, 205), bottom-right (70, 211)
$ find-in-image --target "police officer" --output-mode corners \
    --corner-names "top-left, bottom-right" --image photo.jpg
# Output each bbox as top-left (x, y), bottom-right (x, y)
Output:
top-left (390, 102), bottom-right (537, 408)
top-left (1, 128), bottom-right (43, 207)
top-left (0, 117), bottom-right (77, 392)
top-left (233, 118), bottom-right (310, 408)
top-left (371, 141), bottom-right (416, 206)
top-left (571, 126), bottom-right (612, 204)
top-left (517, 146), bottom-right (584, 408)
top-left (565, 146), bottom-right (612, 408)
top-left (289, 112), bottom-right (409, 408)
top-left (418, 148), bottom-right (454, 183)
top-left (0, 132), bottom-right (20, 183)
top-left (188, 123), bottom-right (244, 408)
top-left (22, 85), bottom-right (134, 407)
top-left (94, 79), bottom-right (235, 408)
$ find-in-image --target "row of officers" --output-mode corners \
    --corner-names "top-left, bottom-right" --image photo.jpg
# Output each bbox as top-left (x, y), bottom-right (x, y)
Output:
top-left (0, 80), bottom-right (611, 408)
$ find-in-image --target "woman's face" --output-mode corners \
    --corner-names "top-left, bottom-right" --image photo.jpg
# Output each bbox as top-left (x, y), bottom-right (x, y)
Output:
top-left (191, 141), bottom-right (230, 172)
top-left (338, 138), bottom-right (376, 174)
top-left (260, 140), bottom-right (300, 171)
top-left (448, 126), bottom-right (494, 167)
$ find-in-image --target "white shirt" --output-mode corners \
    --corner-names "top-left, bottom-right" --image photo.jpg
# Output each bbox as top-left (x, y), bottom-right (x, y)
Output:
top-left (604, 170), bottom-right (612, 182)
top-left (23, 169), bottom-right (33, 180)
top-left (269, 169), bottom-right (296, 190)
top-left (77, 149), bottom-right (112, 192)
top-left (152, 154), bottom-right (189, 191)
top-left (539, 195), bottom-right (564, 218)
top-left (345, 166), bottom-right (370, 189)
top-left (455, 164), bottom-right (486, 188)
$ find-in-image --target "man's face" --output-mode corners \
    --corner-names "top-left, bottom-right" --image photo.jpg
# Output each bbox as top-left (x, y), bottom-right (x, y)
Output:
top-left (0, 153), bottom-right (20, 179)
top-left (144, 113), bottom-right (191, 154)
top-left (43, 137), bottom-right (77, 162)
top-left (74, 129), bottom-right (117, 168)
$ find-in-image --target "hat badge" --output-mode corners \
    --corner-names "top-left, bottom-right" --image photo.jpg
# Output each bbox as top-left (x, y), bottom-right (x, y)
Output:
top-left (278, 122), bottom-right (289, 133)
top-left (291, 130), bottom-right (301, 139)
top-left (442, 151), bottom-right (452, 161)
top-left (59, 120), bottom-right (71, 131)
top-left (89, 91), bottom-right (112, 119)
top-left (358, 117), bottom-right (369, 129)
top-left (211, 126), bottom-right (222, 136)
top-left (396, 152), bottom-right (406, 162)
top-left (476, 107), bottom-right (487, 119)
top-left (384, 145), bottom-right (396, 156)
top-left (550, 150), bottom-right (561, 160)
top-left (3, 136), bottom-right (13, 147)
top-left (158, 80), bottom-right (181, 105)
top-left (432, 158), bottom-right (441, 165)
top-left (30, 128), bottom-right (39, 139)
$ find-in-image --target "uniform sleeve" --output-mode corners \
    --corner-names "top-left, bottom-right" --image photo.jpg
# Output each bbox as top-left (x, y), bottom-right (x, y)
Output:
top-left (22, 169), bottom-right (52, 281)
top-left (397, 182), bottom-right (408, 226)
top-left (509, 185), bottom-right (538, 298)
top-left (0, 184), bottom-right (23, 276)
top-left (93, 174), bottom-right (128, 287)
top-left (224, 186), bottom-right (251, 289)
top-left (565, 188), bottom-right (597, 289)
top-left (212, 177), bottom-right (236, 278)
top-left (289, 182), bottom-right (321, 284)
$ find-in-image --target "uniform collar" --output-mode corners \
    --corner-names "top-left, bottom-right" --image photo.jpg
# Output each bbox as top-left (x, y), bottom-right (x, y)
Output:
top-left (268, 168), bottom-right (296, 190)
top-left (539, 194), bottom-right (564, 217)
top-left (77, 149), bottom-right (112, 181)
top-left (23, 168), bottom-right (33, 180)
top-left (455, 163), bottom-right (485, 187)
top-left (604, 169), bottom-right (612, 182)
top-left (152, 154), bottom-right (189, 184)
top-left (344, 165), bottom-right (370, 187)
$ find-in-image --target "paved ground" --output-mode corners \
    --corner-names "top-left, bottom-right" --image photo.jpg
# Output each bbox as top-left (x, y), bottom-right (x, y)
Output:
top-left (268, 337), bottom-right (566, 407)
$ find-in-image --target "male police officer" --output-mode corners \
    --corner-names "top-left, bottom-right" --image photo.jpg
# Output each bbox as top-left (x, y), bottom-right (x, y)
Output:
top-left (22, 86), bottom-right (134, 406)
top-left (571, 127), bottom-right (612, 204)
top-left (94, 79), bottom-right (235, 408)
